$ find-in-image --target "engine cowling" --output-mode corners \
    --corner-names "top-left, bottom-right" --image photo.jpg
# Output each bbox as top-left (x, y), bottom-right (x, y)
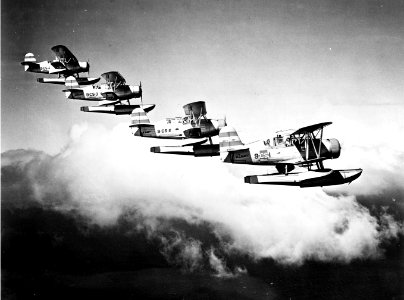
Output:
top-left (115, 85), bottom-right (132, 99)
top-left (200, 119), bottom-right (222, 137)
top-left (323, 138), bottom-right (341, 159)
top-left (184, 128), bottom-right (202, 138)
top-left (115, 85), bottom-right (142, 99)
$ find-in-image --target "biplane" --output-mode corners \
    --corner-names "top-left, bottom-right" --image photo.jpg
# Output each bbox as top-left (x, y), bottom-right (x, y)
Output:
top-left (63, 71), bottom-right (154, 115)
top-left (21, 45), bottom-right (99, 85)
top-left (219, 122), bottom-right (362, 187)
top-left (130, 101), bottom-right (226, 156)
top-left (63, 71), bottom-right (142, 101)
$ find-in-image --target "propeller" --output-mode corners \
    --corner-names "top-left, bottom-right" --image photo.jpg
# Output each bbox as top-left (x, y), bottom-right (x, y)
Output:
top-left (139, 81), bottom-right (143, 107)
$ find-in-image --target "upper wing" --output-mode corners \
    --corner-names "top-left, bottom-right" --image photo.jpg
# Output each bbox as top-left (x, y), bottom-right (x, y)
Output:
top-left (291, 122), bottom-right (332, 136)
top-left (101, 71), bottom-right (126, 85)
top-left (183, 101), bottom-right (207, 118)
top-left (51, 45), bottom-right (79, 69)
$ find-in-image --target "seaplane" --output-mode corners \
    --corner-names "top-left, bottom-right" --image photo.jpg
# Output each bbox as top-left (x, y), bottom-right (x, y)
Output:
top-left (21, 45), bottom-right (99, 85)
top-left (130, 101), bottom-right (226, 156)
top-left (63, 71), bottom-right (155, 115)
top-left (219, 122), bottom-right (362, 187)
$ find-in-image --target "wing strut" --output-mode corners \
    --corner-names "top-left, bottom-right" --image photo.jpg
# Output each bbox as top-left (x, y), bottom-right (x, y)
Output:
top-left (290, 122), bottom-right (331, 171)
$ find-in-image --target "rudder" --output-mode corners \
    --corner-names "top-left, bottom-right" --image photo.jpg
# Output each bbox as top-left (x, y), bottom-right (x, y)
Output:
top-left (219, 126), bottom-right (244, 159)
top-left (22, 53), bottom-right (36, 71)
top-left (129, 107), bottom-right (151, 127)
top-left (65, 76), bottom-right (80, 89)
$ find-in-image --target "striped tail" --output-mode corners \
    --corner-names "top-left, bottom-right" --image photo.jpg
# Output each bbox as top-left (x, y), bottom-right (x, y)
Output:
top-left (65, 76), bottom-right (80, 89)
top-left (130, 107), bottom-right (151, 127)
top-left (22, 53), bottom-right (36, 71)
top-left (219, 126), bottom-right (244, 159)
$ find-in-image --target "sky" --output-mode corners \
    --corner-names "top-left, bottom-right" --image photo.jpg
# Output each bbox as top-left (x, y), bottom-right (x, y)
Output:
top-left (2, 0), bottom-right (404, 298)
top-left (2, 0), bottom-right (404, 153)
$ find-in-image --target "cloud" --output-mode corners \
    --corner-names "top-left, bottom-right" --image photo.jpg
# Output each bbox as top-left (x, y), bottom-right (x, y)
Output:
top-left (208, 248), bottom-right (246, 278)
top-left (160, 230), bottom-right (204, 272)
top-left (2, 122), bottom-right (403, 267)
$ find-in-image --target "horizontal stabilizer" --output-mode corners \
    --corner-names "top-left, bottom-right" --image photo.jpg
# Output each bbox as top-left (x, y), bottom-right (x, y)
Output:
top-left (21, 61), bottom-right (37, 66)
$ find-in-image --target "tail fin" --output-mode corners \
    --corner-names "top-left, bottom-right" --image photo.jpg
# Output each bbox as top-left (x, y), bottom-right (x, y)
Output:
top-left (130, 107), bottom-right (151, 127)
top-left (22, 53), bottom-right (36, 71)
top-left (219, 126), bottom-right (244, 158)
top-left (65, 76), bottom-right (80, 89)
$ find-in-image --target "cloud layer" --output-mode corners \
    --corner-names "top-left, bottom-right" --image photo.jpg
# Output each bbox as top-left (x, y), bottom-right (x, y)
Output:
top-left (2, 122), bottom-right (403, 268)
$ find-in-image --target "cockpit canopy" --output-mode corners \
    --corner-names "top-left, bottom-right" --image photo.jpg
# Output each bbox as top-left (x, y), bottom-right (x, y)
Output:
top-left (272, 129), bottom-right (295, 146)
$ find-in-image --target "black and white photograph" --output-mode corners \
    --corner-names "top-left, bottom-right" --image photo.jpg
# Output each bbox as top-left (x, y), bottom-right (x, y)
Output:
top-left (2, 0), bottom-right (403, 299)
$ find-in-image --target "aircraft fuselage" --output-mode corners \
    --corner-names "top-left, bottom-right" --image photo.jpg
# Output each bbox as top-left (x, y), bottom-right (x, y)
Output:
top-left (23, 60), bottom-right (89, 75)
top-left (222, 137), bottom-right (340, 165)
top-left (65, 84), bottom-right (141, 101)
top-left (132, 117), bottom-right (222, 139)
